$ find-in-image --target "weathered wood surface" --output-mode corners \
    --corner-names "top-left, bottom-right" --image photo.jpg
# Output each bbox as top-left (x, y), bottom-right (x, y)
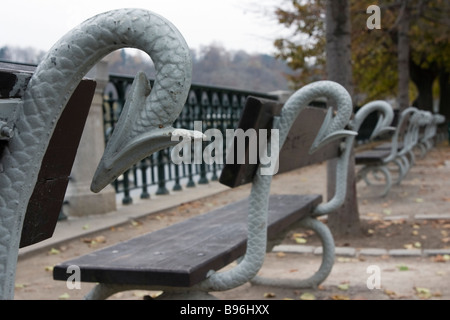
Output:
top-left (20, 79), bottom-right (96, 247)
top-left (0, 62), bottom-right (35, 99)
top-left (0, 62), bottom-right (96, 247)
top-left (220, 96), bottom-right (342, 188)
top-left (53, 194), bottom-right (322, 287)
top-left (355, 149), bottom-right (391, 165)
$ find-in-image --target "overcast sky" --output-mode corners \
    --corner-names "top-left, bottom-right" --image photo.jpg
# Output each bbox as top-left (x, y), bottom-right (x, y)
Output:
top-left (2, 0), bottom-right (286, 55)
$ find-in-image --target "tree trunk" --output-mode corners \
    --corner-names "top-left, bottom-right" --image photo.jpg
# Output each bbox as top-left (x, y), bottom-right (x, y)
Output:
top-left (325, 0), bottom-right (353, 96)
top-left (439, 71), bottom-right (450, 119)
top-left (325, 0), bottom-right (361, 237)
top-left (397, 1), bottom-right (410, 111)
top-left (410, 59), bottom-right (437, 111)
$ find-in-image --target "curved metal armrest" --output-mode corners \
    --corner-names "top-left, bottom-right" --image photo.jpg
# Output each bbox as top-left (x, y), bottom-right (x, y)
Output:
top-left (353, 100), bottom-right (395, 139)
top-left (313, 100), bottom-right (394, 216)
top-left (382, 106), bottom-right (418, 162)
top-left (194, 80), bottom-right (355, 292)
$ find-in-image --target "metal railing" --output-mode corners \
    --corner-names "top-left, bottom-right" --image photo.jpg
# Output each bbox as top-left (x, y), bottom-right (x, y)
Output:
top-left (103, 74), bottom-right (278, 204)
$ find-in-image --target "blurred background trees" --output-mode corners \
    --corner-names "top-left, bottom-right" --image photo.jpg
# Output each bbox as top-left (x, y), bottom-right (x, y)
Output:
top-left (273, 0), bottom-right (450, 119)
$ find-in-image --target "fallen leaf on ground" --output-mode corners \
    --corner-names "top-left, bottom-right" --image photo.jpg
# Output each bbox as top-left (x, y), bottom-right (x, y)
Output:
top-left (337, 283), bottom-right (349, 291)
top-left (59, 293), bottom-right (70, 300)
top-left (94, 235), bottom-right (107, 243)
top-left (48, 248), bottom-right (60, 255)
top-left (415, 287), bottom-right (431, 299)
top-left (264, 292), bottom-right (276, 298)
top-left (337, 257), bottom-right (352, 263)
top-left (397, 265), bottom-right (409, 271)
top-left (384, 289), bottom-right (397, 298)
top-left (433, 254), bottom-right (450, 262)
top-left (300, 293), bottom-right (316, 300)
top-left (295, 237), bottom-right (307, 244)
top-left (433, 291), bottom-right (442, 297)
top-left (130, 220), bottom-right (142, 227)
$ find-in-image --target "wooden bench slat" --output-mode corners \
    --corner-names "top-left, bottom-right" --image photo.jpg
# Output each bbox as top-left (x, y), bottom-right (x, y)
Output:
top-left (278, 107), bottom-right (342, 173)
top-left (53, 194), bottom-right (322, 287)
top-left (220, 99), bottom-right (342, 188)
top-left (373, 142), bottom-right (403, 151)
top-left (355, 149), bottom-right (391, 165)
top-left (19, 79), bottom-right (96, 247)
top-left (0, 62), bottom-right (34, 99)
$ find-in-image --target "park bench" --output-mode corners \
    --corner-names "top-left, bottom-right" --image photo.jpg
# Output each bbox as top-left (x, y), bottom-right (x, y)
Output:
top-left (0, 61), bottom-right (96, 298)
top-left (52, 81), bottom-right (395, 300)
top-left (355, 106), bottom-right (445, 196)
top-left (416, 112), bottom-right (446, 157)
top-left (355, 106), bottom-right (418, 196)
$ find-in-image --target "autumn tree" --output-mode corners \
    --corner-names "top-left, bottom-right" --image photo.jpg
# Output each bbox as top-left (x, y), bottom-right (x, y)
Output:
top-left (273, 0), bottom-right (327, 86)
top-left (274, 0), bottom-right (361, 236)
top-left (274, 0), bottom-right (450, 118)
top-left (351, 0), bottom-right (450, 114)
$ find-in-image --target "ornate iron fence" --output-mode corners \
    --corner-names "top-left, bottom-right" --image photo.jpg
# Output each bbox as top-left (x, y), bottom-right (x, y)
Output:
top-left (103, 74), bottom-right (278, 204)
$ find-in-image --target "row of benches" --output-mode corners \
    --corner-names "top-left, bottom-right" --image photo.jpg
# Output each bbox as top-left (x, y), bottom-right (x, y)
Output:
top-left (1, 9), bottom-right (447, 300)
top-left (355, 105), bottom-right (446, 196)
top-left (2, 64), bottom-right (445, 300)
top-left (51, 88), bottom-right (401, 299)
top-left (0, 58), bottom-right (396, 299)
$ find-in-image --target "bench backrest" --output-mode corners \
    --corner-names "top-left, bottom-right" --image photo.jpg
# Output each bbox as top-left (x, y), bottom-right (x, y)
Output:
top-left (0, 62), bottom-right (96, 247)
top-left (219, 96), bottom-right (342, 188)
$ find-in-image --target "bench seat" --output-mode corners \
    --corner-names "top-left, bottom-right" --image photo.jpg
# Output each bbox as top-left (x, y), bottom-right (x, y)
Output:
top-left (373, 142), bottom-right (403, 150)
top-left (355, 149), bottom-right (391, 165)
top-left (53, 194), bottom-right (321, 287)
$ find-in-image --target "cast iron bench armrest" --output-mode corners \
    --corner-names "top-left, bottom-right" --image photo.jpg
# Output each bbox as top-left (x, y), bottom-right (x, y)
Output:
top-left (354, 106), bottom-right (434, 196)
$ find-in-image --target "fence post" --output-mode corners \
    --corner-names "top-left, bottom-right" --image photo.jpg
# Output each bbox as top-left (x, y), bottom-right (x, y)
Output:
top-left (140, 159), bottom-right (150, 199)
top-left (64, 59), bottom-right (117, 217)
top-left (155, 151), bottom-right (170, 195)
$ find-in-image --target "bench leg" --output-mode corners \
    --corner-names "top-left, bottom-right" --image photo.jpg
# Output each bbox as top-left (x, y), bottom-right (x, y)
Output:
top-left (250, 216), bottom-right (335, 289)
top-left (417, 142), bottom-right (428, 158)
top-left (357, 165), bottom-right (392, 197)
top-left (395, 155), bottom-right (411, 184)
